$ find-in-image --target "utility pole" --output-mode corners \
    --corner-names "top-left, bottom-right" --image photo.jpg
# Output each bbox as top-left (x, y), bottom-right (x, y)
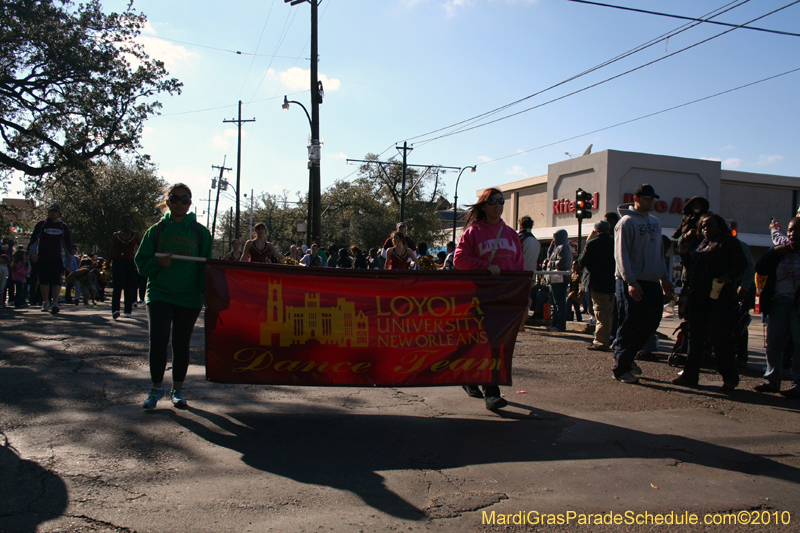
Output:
top-left (228, 207), bottom-right (233, 254)
top-left (285, 0), bottom-right (323, 247)
top-left (223, 101), bottom-right (255, 241)
top-left (206, 190), bottom-right (211, 227)
top-left (396, 142), bottom-right (413, 222)
top-left (211, 158), bottom-right (231, 245)
top-left (249, 188), bottom-right (254, 240)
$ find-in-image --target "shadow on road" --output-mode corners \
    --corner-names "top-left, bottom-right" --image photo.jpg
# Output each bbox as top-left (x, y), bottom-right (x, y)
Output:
top-left (169, 404), bottom-right (800, 520)
top-left (0, 435), bottom-right (68, 533)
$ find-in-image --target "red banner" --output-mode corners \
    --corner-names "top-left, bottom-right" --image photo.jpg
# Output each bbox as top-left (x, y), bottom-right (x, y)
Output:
top-left (204, 260), bottom-right (530, 387)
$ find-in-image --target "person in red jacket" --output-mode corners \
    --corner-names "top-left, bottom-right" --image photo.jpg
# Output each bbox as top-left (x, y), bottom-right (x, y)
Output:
top-left (454, 187), bottom-right (524, 411)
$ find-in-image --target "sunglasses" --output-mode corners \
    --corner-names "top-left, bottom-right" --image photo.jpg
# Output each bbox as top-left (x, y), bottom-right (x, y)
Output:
top-left (169, 194), bottom-right (191, 205)
top-left (486, 197), bottom-right (505, 206)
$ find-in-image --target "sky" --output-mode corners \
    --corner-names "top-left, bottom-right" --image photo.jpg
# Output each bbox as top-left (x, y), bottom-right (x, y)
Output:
top-left (13, 0), bottom-right (800, 222)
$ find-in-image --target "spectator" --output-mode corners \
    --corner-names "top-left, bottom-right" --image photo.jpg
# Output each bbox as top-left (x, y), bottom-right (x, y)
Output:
top-left (367, 248), bottom-right (384, 270)
top-left (326, 244), bottom-right (338, 268)
top-left (753, 217), bottom-right (800, 399)
top-left (336, 247), bottom-right (353, 268)
top-left (518, 215), bottom-right (541, 274)
top-left (546, 229), bottom-right (572, 332)
top-left (577, 219), bottom-right (616, 351)
top-left (0, 253), bottom-right (7, 308)
top-left (436, 251), bottom-right (447, 267)
top-left (442, 241), bottom-right (457, 270)
top-left (735, 240), bottom-right (756, 368)
top-left (612, 184), bottom-right (674, 384)
top-left (223, 239), bottom-right (243, 261)
top-left (382, 222), bottom-right (416, 258)
top-left (109, 214), bottom-right (143, 320)
top-left (65, 245), bottom-right (79, 304)
top-left (29, 204), bottom-right (74, 314)
top-left (351, 245), bottom-right (368, 269)
top-left (672, 213), bottom-right (747, 390)
top-left (300, 243), bottom-right (324, 267)
top-left (9, 250), bottom-right (31, 308)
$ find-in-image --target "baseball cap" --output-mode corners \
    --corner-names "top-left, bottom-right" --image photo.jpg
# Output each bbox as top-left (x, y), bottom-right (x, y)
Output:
top-left (633, 184), bottom-right (659, 199)
top-left (48, 204), bottom-right (61, 212)
top-left (396, 222), bottom-right (406, 228)
top-left (594, 220), bottom-right (611, 232)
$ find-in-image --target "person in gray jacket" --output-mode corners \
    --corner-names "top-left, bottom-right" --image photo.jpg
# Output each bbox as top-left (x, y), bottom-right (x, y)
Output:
top-left (612, 184), bottom-right (674, 383)
top-left (547, 229), bottom-right (573, 331)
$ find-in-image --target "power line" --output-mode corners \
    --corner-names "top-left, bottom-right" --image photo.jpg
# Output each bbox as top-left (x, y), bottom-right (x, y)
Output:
top-left (238, 0), bottom-right (279, 101)
top-left (564, 0), bottom-right (800, 38)
top-left (152, 91), bottom-right (307, 118)
top-left (141, 35), bottom-right (302, 59)
top-left (476, 67), bottom-right (800, 167)
top-left (398, 0), bottom-right (749, 145)
top-left (413, 0), bottom-right (800, 147)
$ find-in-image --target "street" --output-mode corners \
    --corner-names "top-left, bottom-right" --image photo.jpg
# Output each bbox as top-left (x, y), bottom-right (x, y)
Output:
top-left (1, 304), bottom-right (798, 533)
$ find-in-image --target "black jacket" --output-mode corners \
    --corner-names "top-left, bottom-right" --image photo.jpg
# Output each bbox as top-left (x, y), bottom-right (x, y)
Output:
top-left (755, 244), bottom-right (800, 316)
top-left (576, 232), bottom-right (615, 294)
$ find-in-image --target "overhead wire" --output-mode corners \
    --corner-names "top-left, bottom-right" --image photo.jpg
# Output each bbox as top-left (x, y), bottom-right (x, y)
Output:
top-left (564, 0), bottom-right (800, 37)
top-left (237, 0), bottom-right (278, 101)
top-left (475, 67), bottom-right (800, 167)
top-left (411, 0), bottom-right (800, 147)
top-left (395, 0), bottom-right (750, 148)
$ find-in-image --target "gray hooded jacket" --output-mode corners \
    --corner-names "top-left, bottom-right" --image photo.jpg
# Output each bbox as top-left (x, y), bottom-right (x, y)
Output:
top-left (614, 204), bottom-right (667, 284)
top-left (548, 229), bottom-right (573, 282)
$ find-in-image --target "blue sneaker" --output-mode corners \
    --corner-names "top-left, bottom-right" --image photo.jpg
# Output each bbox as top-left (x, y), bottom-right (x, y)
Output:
top-left (170, 389), bottom-right (187, 409)
top-left (143, 387), bottom-right (164, 409)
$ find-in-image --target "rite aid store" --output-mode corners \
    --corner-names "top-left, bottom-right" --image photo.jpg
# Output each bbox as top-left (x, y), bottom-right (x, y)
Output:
top-left (488, 149), bottom-right (800, 274)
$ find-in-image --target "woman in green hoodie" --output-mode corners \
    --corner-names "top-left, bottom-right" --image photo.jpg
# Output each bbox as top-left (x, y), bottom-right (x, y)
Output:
top-left (135, 183), bottom-right (213, 409)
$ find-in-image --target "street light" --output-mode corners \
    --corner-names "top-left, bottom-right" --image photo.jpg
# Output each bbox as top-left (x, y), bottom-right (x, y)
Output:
top-left (453, 165), bottom-right (477, 242)
top-left (282, 95), bottom-right (314, 247)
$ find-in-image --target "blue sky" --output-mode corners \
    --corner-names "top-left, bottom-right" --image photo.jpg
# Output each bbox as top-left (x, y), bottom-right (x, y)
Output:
top-left (19, 0), bottom-right (800, 216)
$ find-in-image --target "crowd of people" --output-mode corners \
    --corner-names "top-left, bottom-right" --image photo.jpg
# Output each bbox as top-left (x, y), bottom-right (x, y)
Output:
top-left (2, 180), bottom-right (799, 412)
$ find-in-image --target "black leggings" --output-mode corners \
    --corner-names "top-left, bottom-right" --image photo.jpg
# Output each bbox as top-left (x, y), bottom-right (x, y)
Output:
top-left (146, 301), bottom-right (202, 385)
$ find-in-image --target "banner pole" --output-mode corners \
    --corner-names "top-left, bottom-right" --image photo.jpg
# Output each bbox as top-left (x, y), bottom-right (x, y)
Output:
top-left (155, 253), bottom-right (207, 263)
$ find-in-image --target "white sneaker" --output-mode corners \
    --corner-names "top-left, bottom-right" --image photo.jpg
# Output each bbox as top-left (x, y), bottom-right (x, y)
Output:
top-left (41, 301), bottom-right (50, 312)
top-left (614, 371), bottom-right (639, 384)
top-left (123, 313), bottom-right (132, 318)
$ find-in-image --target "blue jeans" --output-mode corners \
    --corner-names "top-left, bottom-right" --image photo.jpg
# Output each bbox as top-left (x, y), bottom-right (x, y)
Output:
top-left (764, 297), bottom-right (800, 389)
top-left (613, 279), bottom-right (664, 377)
top-left (550, 282), bottom-right (568, 330)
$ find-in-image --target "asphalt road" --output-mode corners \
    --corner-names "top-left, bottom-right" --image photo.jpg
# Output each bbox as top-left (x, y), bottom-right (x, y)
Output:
top-left (1, 303), bottom-right (798, 533)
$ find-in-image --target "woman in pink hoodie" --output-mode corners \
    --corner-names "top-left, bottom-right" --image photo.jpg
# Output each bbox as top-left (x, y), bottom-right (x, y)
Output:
top-left (454, 187), bottom-right (524, 410)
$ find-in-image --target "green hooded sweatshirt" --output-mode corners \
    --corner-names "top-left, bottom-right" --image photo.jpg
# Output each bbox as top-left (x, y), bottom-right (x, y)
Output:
top-left (134, 211), bottom-right (213, 308)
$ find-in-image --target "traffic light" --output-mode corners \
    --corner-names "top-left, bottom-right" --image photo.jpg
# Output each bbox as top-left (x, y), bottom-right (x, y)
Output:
top-left (575, 188), bottom-right (593, 220)
top-left (728, 220), bottom-right (738, 237)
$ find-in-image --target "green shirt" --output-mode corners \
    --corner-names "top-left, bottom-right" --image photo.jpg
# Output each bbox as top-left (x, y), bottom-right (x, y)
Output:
top-left (134, 212), bottom-right (213, 308)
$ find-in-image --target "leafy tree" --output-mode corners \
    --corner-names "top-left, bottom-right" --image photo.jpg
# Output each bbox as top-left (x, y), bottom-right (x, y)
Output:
top-left (37, 156), bottom-right (166, 253)
top-left (0, 0), bottom-right (182, 193)
top-left (320, 154), bottom-right (447, 250)
top-left (213, 190), bottom-right (307, 257)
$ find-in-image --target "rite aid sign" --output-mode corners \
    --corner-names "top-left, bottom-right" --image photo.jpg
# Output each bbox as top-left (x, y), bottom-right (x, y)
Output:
top-left (554, 192), bottom-right (700, 215)
top-left (553, 192), bottom-right (599, 214)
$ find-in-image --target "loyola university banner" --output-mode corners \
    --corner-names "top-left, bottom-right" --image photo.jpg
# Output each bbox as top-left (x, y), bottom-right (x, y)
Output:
top-left (204, 260), bottom-right (531, 386)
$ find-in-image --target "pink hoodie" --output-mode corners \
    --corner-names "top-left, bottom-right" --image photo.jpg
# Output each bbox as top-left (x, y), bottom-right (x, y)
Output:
top-left (453, 219), bottom-right (524, 271)
top-left (11, 261), bottom-right (31, 282)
